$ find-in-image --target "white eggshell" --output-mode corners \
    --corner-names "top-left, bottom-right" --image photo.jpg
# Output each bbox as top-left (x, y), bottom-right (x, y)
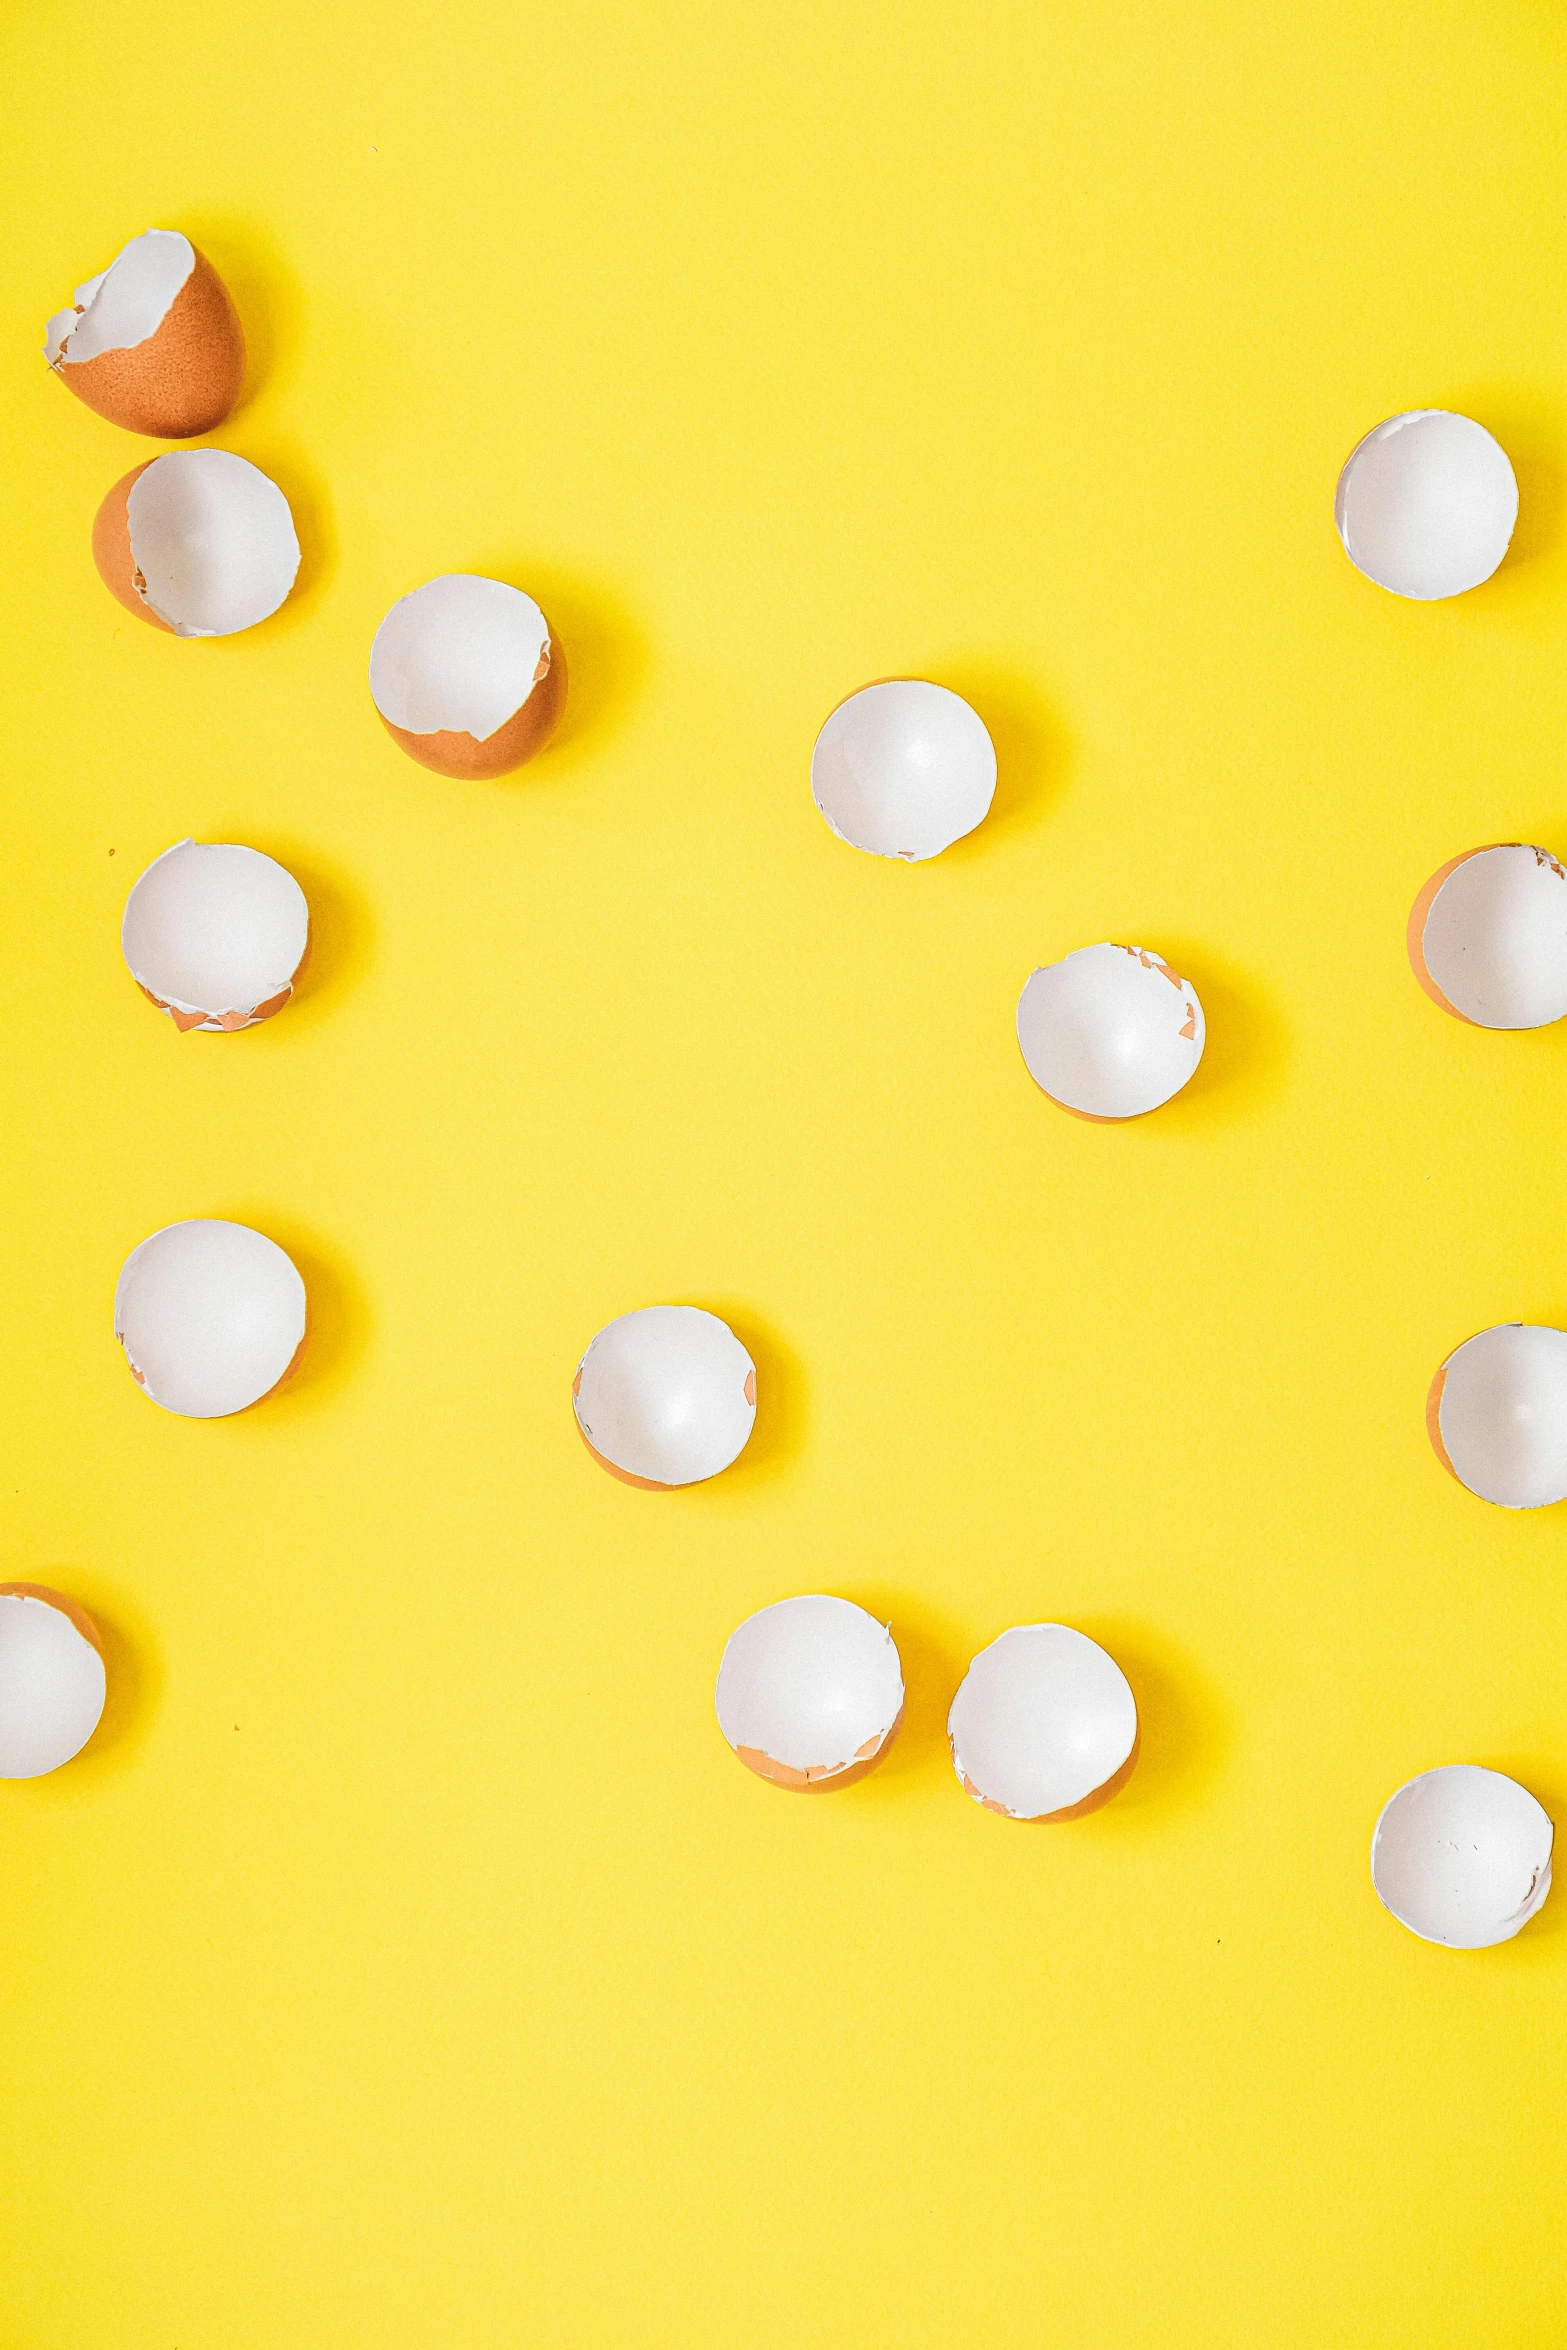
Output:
top-left (1409, 844), bottom-right (1567, 1029)
top-left (1372, 1765), bottom-right (1553, 1948)
top-left (127, 450), bottom-right (299, 636)
top-left (45, 228), bottom-right (192, 367)
top-left (0, 1591), bottom-right (106, 1779)
top-left (1335, 411), bottom-right (1518, 600)
top-left (1428, 1323), bottom-right (1567, 1508)
top-left (715, 1595), bottom-right (905, 1789)
top-left (116, 1219), bottom-right (307, 1418)
top-left (949, 1623), bottom-right (1138, 1820)
top-left (811, 680), bottom-right (996, 860)
top-left (122, 840), bottom-right (309, 1032)
top-left (1017, 943), bottom-right (1204, 1119)
top-left (573, 1306), bottom-right (756, 1488)
top-left (369, 575), bottom-right (551, 741)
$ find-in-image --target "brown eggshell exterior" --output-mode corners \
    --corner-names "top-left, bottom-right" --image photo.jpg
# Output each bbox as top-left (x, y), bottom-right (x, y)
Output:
top-left (1407, 849), bottom-right (1496, 1024)
top-left (1426, 1358), bottom-right (1461, 1481)
top-left (955, 1716), bottom-right (1141, 1820)
top-left (92, 464), bottom-right (175, 632)
top-left (734, 1702), bottom-right (905, 1791)
top-left (55, 248), bottom-right (245, 438)
top-left (377, 634), bottom-right (566, 778)
top-left (1022, 950), bottom-right (1199, 1122)
top-left (0, 1583), bottom-right (104, 1657)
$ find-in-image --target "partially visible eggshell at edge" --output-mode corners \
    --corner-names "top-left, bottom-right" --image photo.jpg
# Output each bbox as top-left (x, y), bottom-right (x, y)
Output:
top-left (949, 1624), bottom-right (1139, 1821)
top-left (93, 450), bottom-right (300, 637)
top-left (1335, 410), bottom-right (1518, 600)
top-left (1017, 943), bottom-right (1204, 1119)
top-left (369, 575), bottom-right (565, 778)
top-left (1408, 844), bottom-right (1567, 1028)
top-left (45, 227), bottom-right (245, 438)
top-left (116, 1219), bottom-right (307, 1418)
top-left (1427, 1323), bottom-right (1567, 1507)
top-left (573, 1306), bottom-right (756, 1488)
top-left (715, 1595), bottom-right (905, 1790)
top-left (122, 840), bottom-right (309, 1033)
top-left (0, 1585), bottom-right (107, 1778)
top-left (811, 680), bottom-right (996, 860)
top-left (1372, 1765), bottom-right (1553, 1947)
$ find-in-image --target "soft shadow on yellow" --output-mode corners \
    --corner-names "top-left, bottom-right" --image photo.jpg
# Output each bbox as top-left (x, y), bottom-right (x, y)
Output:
top-left (209, 1212), bottom-right (372, 1414)
top-left (1150, 941), bottom-right (1291, 1130)
top-left (1060, 1614), bottom-right (1232, 1828)
top-left (475, 551), bottom-right (651, 775)
top-left (707, 1302), bottom-right (809, 1489)
top-left (242, 839), bottom-right (377, 1033)
top-left (930, 657), bottom-right (1073, 856)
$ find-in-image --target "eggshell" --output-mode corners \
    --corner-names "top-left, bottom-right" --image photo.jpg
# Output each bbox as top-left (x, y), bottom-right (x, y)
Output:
top-left (44, 228), bottom-right (245, 438)
top-left (1017, 944), bottom-right (1204, 1120)
top-left (1408, 844), bottom-right (1567, 1028)
top-left (1427, 1323), bottom-right (1567, 1508)
top-left (115, 1219), bottom-right (307, 1418)
top-left (93, 450), bottom-right (300, 637)
top-left (949, 1623), bottom-right (1139, 1820)
top-left (122, 840), bottom-right (309, 1033)
top-left (1335, 410), bottom-right (1517, 600)
top-left (1371, 1765), bottom-right (1553, 1947)
top-left (0, 1585), bottom-right (107, 1778)
top-left (369, 575), bottom-right (565, 778)
top-left (573, 1306), bottom-right (756, 1488)
top-left (811, 680), bottom-right (996, 859)
top-left (715, 1595), bottom-right (905, 1790)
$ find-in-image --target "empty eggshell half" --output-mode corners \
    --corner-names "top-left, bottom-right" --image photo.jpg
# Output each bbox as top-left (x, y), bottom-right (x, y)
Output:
top-left (811, 680), bottom-right (996, 860)
top-left (369, 575), bottom-right (565, 778)
top-left (123, 840), bottom-right (309, 1033)
top-left (1372, 1765), bottom-right (1553, 1947)
top-left (1408, 844), bottom-right (1567, 1028)
top-left (1017, 943), bottom-right (1204, 1119)
top-left (1335, 411), bottom-right (1518, 600)
top-left (949, 1623), bottom-right (1139, 1820)
top-left (116, 1219), bottom-right (307, 1418)
top-left (715, 1595), bottom-right (905, 1790)
top-left (0, 1585), bottom-right (107, 1779)
top-left (93, 450), bottom-right (299, 637)
top-left (44, 227), bottom-right (245, 438)
top-left (573, 1305), bottom-right (756, 1488)
top-left (1427, 1323), bottom-right (1567, 1508)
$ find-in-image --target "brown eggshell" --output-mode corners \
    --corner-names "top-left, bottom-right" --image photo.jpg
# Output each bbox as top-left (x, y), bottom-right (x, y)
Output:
top-left (378, 638), bottom-right (566, 778)
top-left (1407, 850), bottom-right (1490, 1023)
top-left (736, 1702), bottom-right (906, 1791)
top-left (57, 248), bottom-right (245, 438)
top-left (91, 464), bottom-right (174, 633)
top-left (0, 1583), bottom-right (104, 1656)
top-left (1426, 1358), bottom-right (1460, 1480)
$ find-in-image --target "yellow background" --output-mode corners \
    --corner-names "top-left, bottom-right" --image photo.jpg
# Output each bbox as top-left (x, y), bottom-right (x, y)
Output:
top-left (2, 0), bottom-right (1565, 2341)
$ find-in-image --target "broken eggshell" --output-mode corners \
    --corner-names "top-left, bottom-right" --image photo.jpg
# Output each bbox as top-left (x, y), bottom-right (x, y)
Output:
top-left (1371, 1765), bottom-right (1552, 1948)
top-left (44, 227), bottom-right (245, 439)
top-left (123, 840), bottom-right (309, 1033)
top-left (1408, 844), bottom-right (1567, 1028)
top-left (949, 1623), bottom-right (1139, 1820)
top-left (1017, 943), bottom-right (1204, 1119)
top-left (368, 575), bottom-right (565, 778)
top-left (715, 1595), bottom-right (904, 1790)
top-left (93, 450), bottom-right (299, 637)
top-left (811, 680), bottom-right (996, 860)
top-left (573, 1305), bottom-right (755, 1488)
top-left (1335, 411), bottom-right (1518, 600)
top-left (116, 1219), bottom-right (307, 1418)
top-left (0, 1586), bottom-right (107, 1779)
top-left (1427, 1323), bottom-right (1567, 1508)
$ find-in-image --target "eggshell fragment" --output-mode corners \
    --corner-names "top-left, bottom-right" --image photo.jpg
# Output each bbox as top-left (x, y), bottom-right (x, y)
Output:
top-left (1408, 844), bottom-right (1567, 1028)
top-left (0, 1586), bottom-right (107, 1778)
top-left (115, 1220), bottom-right (307, 1418)
top-left (44, 228), bottom-right (245, 438)
top-left (573, 1306), bottom-right (756, 1488)
top-left (369, 575), bottom-right (565, 778)
top-left (1427, 1323), bottom-right (1567, 1508)
top-left (122, 841), bottom-right (309, 1033)
top-left (949, 1624), bottom-right (1138, 1820)
top-left (1335, 411), bottom-right (1517, 600)
top-left (811, 680), bottom-right (996, 860)
top-left (1372, 1765), bottom-right (1552, 1947)
top-left (1017, 944), bottom-right (1204, 1120)
top-left (715, 1595), bottom-right (905, 1790)
top-left (93, 450), bottom-right (299, 637)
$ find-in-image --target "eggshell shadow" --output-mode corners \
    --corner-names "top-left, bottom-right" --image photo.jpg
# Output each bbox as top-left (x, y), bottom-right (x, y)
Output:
top-left (927, 660), bottom-right (1072, 855)
top-left (208, 1214), bottom-right (370, 1413)
top-left (1450, 391), bottom-right (1565, 581)
top-left (232, 841), bottom-right (376, 1031)
top-left (1062, 1617), bottom-right (1231, 1826)
top-left (703, 1304), bottom-right (808, 1487)
top-left (16, 1586), bottom-right (164, 1785)
top-left (473, 553), bottom-right (650, 772)
top-left (840, 1588), bottom-right (972, 1792)
top-left (1138, 941), bottom-right (1290, 1129)
top-left (1473, 1753), bottom-right (1567, 1953)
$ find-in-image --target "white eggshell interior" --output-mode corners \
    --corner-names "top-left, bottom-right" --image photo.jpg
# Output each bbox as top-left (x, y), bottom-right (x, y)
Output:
top-left (115, 1219), bottom-right (306, 1419)
top-left (574, 1306), bottom-right (755, 1486)
top-left (1372, 1765), bottom-right (1553, 1948)
top-left (1335, 410), bottom-right (1518, 600)
top-left (1420, 846), bottom-right (1567, 1028)
top-left (0, 1595), bottom-right (106, 1779)
top-left (1017, 943), bottom-right (1204, 1118)
top-left (122, 840), bottom-right (308, 1022)
top-left (811, 681), bottom-right (996, 860)
top-left (949, 1623), bottom-right (1137, 1818)
top-left (127, 450), bottom-right (300, 638)
top-left (45, 227), bottom-right (192, 366)
top-left (1436, 1323), bottom-right (1567, 1508)
top-left (715, 1595), bottom-right (904, 1775)
top-left (369, 575), bottom-right (550, 742)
